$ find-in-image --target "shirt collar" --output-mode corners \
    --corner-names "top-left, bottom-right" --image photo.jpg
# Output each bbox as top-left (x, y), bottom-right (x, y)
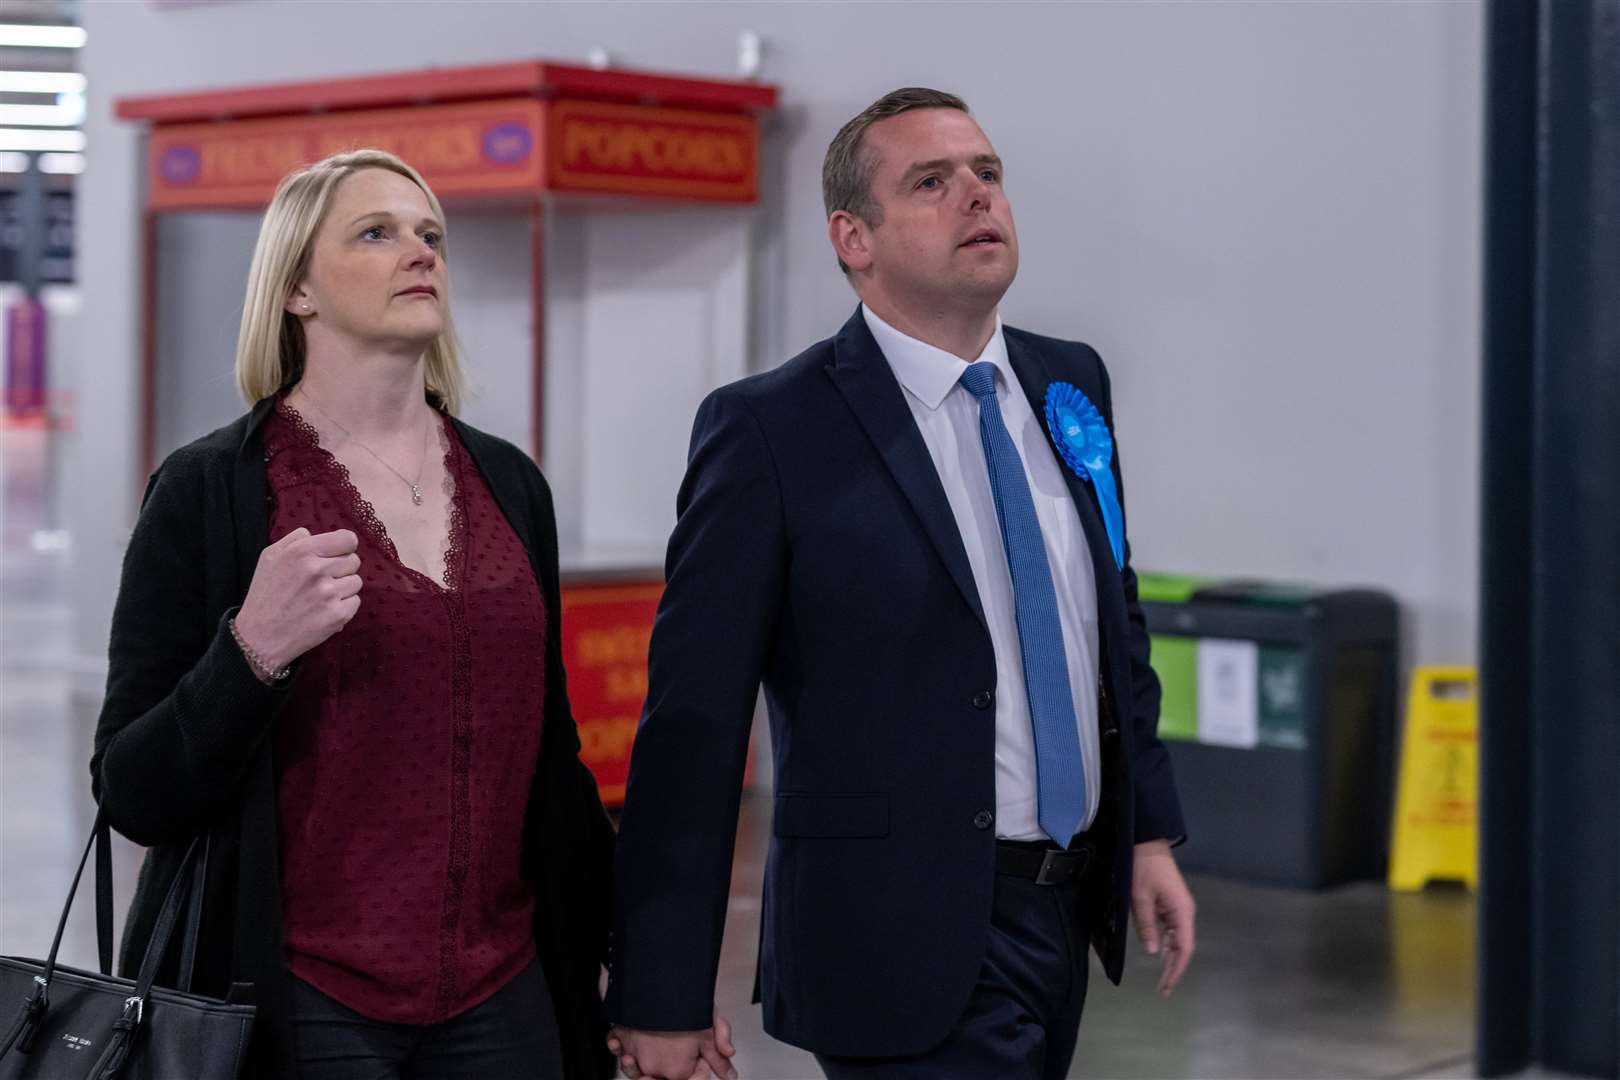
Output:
top-left (862, 304), bottom-right (1011, 411)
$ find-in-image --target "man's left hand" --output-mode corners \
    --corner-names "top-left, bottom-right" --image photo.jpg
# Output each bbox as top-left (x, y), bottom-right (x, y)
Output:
top-left (1130, 839), bottom-right (1196, 998)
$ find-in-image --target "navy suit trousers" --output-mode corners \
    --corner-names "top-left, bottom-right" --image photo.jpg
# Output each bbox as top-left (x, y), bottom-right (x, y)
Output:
top-left (816, 868), bottom-right (1092, 1080)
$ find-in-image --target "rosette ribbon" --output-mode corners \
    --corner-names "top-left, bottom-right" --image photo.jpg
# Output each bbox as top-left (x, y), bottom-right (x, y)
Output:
top-left (1043, 382), bottom-right (1124, 570)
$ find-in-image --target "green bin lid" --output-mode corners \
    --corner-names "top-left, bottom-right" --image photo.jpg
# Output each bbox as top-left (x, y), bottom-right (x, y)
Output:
top-left (1191, 580), bottom-right (1323, 607)
top-left (1135, 572), bottom-right (1210, 603)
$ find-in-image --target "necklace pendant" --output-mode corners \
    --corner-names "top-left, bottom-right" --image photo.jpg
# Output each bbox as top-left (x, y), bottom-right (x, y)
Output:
top-left (411, 485), bottom-right (423, 506)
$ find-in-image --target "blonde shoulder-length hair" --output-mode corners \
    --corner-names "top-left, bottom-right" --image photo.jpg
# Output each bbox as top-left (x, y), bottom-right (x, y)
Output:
top-left (234, 148), bottom-right (465, 413)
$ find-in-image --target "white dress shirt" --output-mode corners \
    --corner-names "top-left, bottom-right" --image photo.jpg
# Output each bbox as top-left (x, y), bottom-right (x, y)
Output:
top-left (863, 304), bottom-right (1102, 840)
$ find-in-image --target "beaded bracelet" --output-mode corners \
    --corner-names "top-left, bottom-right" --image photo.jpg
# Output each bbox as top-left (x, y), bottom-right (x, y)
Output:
top-left (229, 618), bottom-right (291, 684)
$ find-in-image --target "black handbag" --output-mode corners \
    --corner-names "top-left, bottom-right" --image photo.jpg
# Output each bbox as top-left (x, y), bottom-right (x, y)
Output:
top-left (0, 809), bottom-right (255, 1078)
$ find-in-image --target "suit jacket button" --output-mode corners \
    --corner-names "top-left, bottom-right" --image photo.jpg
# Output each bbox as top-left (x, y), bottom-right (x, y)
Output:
top-left (973, 810), bottom-right (994, 830)
top-left (972, 690), bottom-right (993, 710)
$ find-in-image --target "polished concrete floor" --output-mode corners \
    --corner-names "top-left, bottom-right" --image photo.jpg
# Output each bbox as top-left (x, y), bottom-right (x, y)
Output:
top-left (1, 427), bottom-right (1489, 1078)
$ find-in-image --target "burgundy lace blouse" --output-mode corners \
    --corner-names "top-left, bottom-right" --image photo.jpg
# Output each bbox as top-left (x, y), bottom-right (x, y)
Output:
top-left (263, 399), bottom-right (547, 1024)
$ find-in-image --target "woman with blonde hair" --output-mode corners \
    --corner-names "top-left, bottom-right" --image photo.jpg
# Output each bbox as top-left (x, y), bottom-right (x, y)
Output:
top-left (91, 149), bottom-right (615, 1079)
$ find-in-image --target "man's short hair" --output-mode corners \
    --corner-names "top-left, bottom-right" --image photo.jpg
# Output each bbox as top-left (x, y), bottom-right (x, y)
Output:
top-left (823, 87), bottom-right (970, 273)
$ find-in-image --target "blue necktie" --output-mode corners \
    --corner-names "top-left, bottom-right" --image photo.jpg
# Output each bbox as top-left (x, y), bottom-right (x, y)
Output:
top-left (960, 361), bottom-right (1085, 845)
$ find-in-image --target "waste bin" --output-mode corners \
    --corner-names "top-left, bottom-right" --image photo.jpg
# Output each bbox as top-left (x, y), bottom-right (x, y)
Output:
top-left (1138, 575), bottom-right (1399, 888)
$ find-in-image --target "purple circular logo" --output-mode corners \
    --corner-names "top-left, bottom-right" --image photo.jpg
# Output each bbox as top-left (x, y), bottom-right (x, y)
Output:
top-left (482, 123), bottom-right (532, 165)
top-left (159, 146), bottom-right (201, 185)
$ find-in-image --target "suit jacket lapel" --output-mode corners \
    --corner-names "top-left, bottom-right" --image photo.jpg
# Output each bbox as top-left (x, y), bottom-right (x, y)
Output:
top-left (826, 308), bottom-right (989, 634)
top-left (1003, 330), bottom-right (1127, 624)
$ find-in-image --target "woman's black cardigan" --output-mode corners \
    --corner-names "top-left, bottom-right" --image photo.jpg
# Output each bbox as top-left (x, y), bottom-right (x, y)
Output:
top-left (89, 398), bottom-right (616, 1079)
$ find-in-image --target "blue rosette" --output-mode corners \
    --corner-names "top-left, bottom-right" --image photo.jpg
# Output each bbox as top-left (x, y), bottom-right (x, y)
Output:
top-left (1043, 382), bottom-right (1125, 569)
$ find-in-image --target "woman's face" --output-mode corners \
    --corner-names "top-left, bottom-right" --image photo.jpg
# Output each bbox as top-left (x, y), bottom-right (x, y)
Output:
top-left (289, 167), bottom-right (447, 352)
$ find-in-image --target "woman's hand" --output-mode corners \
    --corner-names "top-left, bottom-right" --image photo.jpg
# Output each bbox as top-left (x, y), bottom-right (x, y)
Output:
top-left (233, 527), bottom-right (363, 673)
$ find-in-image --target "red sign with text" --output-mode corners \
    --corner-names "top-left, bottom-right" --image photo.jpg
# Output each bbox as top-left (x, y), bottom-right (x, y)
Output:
top-left (146, 98), bottom-right (546, 210)
top-left (561, 582), bottom-right (662, 806)
top-left (144, 97), bottom-right (761, 210)
top-left (548, 99), bottom-right (759, 203)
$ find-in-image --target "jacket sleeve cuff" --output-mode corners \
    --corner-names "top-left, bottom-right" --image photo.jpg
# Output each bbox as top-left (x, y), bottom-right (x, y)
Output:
top-left (1132, 744), bottom-right (1188, 848)
top-left (174, 608), bottom-right (297, 765)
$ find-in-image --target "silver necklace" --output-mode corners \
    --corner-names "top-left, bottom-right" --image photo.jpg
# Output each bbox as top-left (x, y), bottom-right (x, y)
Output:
top-left (297, 391), bottom-right (433, 506)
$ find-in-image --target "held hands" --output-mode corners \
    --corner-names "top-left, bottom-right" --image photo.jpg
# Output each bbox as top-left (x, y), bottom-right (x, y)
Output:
top-left (607, 1009), bottom-right (736, 1080)
top-left (233, 528), bottom-right (363, 674)
top-left (1131, 839), bottom-right (1197, 998)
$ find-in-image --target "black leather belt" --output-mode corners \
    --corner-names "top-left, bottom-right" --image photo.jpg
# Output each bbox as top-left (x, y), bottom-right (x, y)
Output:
top-left (995, 839), bottom-right (1095, 886)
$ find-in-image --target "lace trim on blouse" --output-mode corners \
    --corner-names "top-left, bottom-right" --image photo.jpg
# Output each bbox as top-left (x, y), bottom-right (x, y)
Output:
top-left (274, 396), bottom-right (468, 593)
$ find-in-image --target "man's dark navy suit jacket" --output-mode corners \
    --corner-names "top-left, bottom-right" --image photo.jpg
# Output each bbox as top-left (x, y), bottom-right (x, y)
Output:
top-left (607, 307), bottom-right (1186, 1059)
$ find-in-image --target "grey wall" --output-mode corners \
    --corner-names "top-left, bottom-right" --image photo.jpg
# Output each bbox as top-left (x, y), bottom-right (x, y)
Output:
top-left (72, 0), bottom-right (1483, 687)
top-left (152, 213), bottom-right (259, 457)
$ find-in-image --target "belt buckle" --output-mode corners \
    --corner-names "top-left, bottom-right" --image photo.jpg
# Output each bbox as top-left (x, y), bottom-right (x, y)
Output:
top-left (1035, 849), bottom-right (1070, 886)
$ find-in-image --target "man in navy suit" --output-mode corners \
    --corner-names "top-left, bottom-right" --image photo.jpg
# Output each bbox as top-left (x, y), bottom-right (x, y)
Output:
top-left (607, 87), bottom-right (1195, 1080)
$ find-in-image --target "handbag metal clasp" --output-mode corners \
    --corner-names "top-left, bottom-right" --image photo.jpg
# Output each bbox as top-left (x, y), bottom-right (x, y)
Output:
top-left (121, 995), bottom-right (143, 1026)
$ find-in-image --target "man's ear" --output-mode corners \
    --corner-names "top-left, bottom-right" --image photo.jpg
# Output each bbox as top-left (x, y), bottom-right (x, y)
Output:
top-left (828, 211), bottom-right (874, 274)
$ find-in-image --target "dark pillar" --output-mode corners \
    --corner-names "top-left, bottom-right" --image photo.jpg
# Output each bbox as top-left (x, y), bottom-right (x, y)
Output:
top-left (1479, 1), bottom-right (1620, 1076)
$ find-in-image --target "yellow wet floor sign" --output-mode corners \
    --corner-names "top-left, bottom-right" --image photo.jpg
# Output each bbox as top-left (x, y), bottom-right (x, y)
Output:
top-left (1388, 667), bottom-right (1478, 890)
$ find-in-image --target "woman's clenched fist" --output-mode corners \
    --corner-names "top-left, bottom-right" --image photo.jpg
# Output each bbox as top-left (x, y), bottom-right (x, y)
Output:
top-left (233, 528), bottom-right (363, 674)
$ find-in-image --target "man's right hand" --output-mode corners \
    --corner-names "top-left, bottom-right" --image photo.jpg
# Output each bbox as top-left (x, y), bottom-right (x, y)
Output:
top-left (234, 527), bottom-right (363, 673)
top-left (608, 1013), bottom-right (737, 1080)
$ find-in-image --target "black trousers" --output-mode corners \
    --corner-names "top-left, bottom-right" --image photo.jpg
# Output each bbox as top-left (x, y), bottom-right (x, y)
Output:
top-left (816, 866), bottom-right (1091, 1080)
top-left (287, 958), bottom-right (564, 1080)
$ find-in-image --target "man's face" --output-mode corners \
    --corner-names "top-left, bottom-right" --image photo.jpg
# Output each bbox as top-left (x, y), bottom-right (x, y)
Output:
top-left (856, 108), bottom-right (1019, 308)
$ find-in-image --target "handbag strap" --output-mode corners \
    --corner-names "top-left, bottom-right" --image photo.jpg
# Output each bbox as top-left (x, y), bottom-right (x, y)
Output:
top-left (88, 814), bottom-right (205, 987)
top-left (176, 834), bottom-right (209, 994)
top-left (0, 806), bottom-right (109, 1057)
top-left (96, 812), bottom-right (114, 976)
top-left (83, 833), bottom-right (206, 1080)
top-left (42, 807), bottom-right (206, 985)
top-left (0, 979), bottom-right (47, 1058)
top-left (41, 806), bottom-right (105, 983)
top-left (0, 807), bottom-right (210, 1068)
top-left (130, 834), bottom-right (205, 996)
